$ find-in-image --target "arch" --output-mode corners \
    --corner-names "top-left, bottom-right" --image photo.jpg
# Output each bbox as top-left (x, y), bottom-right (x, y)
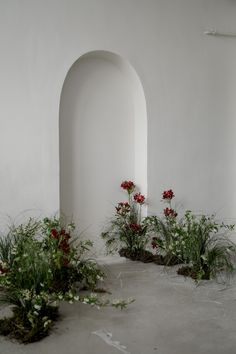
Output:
top-left (59, 50), bottom-right (147, 252)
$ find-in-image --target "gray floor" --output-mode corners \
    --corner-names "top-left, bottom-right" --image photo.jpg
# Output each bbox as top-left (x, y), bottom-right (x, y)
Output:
top-left (1, 257), bottom-right (236, 354)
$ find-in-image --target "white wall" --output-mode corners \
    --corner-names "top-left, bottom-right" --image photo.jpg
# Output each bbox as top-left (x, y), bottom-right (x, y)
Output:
top-left (0, 0), bottom-right (236, 239)
top-left (60, 51), bottom-right (147, 251)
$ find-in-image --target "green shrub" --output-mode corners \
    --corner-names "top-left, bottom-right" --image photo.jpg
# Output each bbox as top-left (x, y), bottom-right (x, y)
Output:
top-left (101, 180), bottom-right (148, 256)
top-left (144, 189), bottom-right (185, 264)
top-left (0, 216), bottom-right (133, 343)
top-left (177, 211), bottom-right (235, 280)
top-left (146, 190), bottom-right (235, 280)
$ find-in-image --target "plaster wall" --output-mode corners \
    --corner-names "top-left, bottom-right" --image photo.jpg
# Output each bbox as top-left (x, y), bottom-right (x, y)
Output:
top-left (0, 0), bottom-right (236, 238)
top-left (59, 51), bottom-right (147, 249)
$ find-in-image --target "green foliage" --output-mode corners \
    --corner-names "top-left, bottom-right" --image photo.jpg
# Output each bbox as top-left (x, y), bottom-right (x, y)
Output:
top-left (76, 260), bottom-right (104, 290)
top-left (0, 219), bottom-right (61, 342)
top-left (144, 215), bottom-right (185, 264)
top-left (41, 217), bottom-right (104, 292)
top-left (178, 211), bottom-right (235, 280)
top-left (0, 216), bottom-right (133, 343)
top-left (146, 208), bottom-right (235, 280)
top-left (0, 233), bottom-right (13, 265)
top-left (80, 293), bottom-right (135, 310)
top-left (0, 303), bottom-right (59, 343)
top-left (101, 181), bottom-right (148, 254)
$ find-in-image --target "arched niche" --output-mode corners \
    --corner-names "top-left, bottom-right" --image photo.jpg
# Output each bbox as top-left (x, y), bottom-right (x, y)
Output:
top-left (59, 50), bottom-right (147, 252)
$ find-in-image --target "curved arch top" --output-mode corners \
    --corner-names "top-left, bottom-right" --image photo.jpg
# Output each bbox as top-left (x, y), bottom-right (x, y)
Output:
top-left (59, 50), bottom-right (147, 251)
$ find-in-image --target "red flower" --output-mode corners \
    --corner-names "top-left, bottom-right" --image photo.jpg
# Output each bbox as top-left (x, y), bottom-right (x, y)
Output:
top-left (162, 189), bottom-right (174, 200)
top-left (50, 229), bottom-right (58, 238)
top-left (59, 239), bottom-right (70, 254)
top-left (62, 258), bottom-right (70, 267)
top-left (121, 180), bottom-right (135, 193)
top-left (133, 193), bottom-right (145, 204)
top-left (64, 233), bottom-right (71, 241)
top-left (129, 223), bottom-right (142, 232)
top-left (164, 207), bottom-right (178, 218)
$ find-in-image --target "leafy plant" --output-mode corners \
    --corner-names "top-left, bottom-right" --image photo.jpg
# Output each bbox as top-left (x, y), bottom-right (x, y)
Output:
top-left (0, 231), bottom-right (60, 342)
top-left (41, 216), bottom-right (104, 292)
top-left (101, 180), bottom-right (149, 258)
top-left (0, 216), bottom-right (134, 343)
top-left (176, 211), bottom-right (235, 280)
top-left (146, 190), bottom-right (235, 280)
top-left (144, 189), bottom-right (184, 265)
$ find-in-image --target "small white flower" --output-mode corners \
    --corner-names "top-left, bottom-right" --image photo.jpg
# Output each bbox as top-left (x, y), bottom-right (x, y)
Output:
top-left (43, 319), bottom-right (52, 328)
top-left (34, 304), bottom-right (41, 311)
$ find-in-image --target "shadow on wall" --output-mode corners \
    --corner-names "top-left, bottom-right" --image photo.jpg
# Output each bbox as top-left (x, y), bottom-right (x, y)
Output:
top-left (59, 50), bottom-right (147, 253)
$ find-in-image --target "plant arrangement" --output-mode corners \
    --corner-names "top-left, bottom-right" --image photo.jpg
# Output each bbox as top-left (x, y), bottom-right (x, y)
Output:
top-left (101, 181), bottom-right (153, 262)
top-left (148, 191), bottom-right (236, 280)
top-left (176, 211), bottom-right (235, 280)
top-left (144, 189), bottom-right (184, 266)
top-left (102, 181), bottom-right (235, 281)
top-left (0, 217), bottom-right (134, 343)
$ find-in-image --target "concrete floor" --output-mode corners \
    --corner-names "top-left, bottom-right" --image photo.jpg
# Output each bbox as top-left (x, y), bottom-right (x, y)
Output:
top-left (1, 257), bottom-right (236, 354)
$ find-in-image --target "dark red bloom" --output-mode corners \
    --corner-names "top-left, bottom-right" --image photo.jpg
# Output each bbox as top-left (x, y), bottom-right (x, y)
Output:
top-left (164, 207), bottom-right (178, 218)
top-left (162, 189), bottom-right (174, 200)
top-left (62, 258), bottom-right (70, 267)
top-left (133, 192), bottom-right (145, 204)
top-left (64, 233), bottom-right (71, 241)
top-left (60, 228), bottom-right (66, 235)
top-left (121, 180), bottom-right (135, 193)
top-left (59, 239), bottom-right (70, 254)
top-left (129, 223), bottom-right (142, 232)
top-left (50, 228), bottom-right (58, 238)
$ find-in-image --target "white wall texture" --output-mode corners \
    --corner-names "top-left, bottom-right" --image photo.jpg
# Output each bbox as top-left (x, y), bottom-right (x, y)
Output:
top-left (60, 51), bottom-right (147, 250)
top-left (1, 0), bottom-right (236, 241)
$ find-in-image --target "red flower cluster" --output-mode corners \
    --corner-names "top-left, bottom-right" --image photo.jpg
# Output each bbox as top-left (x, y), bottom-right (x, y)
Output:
top-left (116, 202), bottom-right (131, 215)
top-left (121, 180), bottom-right (135, 192)
top-left (162, 189), bottom-right (174, 200)
top-left (50, 228), bottom-right (70, 240)
top-left (129, 223), bottom-right (142, 232)
top-left (163, 207), bottom-right (178, 218)
top-left (50, 228), bottom-right (71, 255)
top-left (50, 229), bottom-right (58, 238)
top-left (59, 239), bottom-right (70, 254)
top-left (133, 193), bottom-right (145, 204)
